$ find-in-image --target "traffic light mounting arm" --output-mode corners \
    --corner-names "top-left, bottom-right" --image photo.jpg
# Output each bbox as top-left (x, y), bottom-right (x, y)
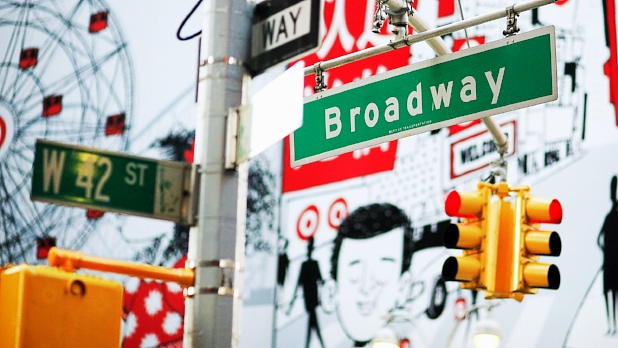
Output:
top-left (48, 247), bottom-right (195, 287)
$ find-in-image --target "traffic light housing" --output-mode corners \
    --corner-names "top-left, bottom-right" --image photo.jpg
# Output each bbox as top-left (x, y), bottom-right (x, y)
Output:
top-left (441, 184), bottom-right (496, 291)
top-left (513, 190), bottom-right (562, 294)
top-left (0, 264), bottom-right (123, 347)
top-left (442, 182), bottom-right (562, 301)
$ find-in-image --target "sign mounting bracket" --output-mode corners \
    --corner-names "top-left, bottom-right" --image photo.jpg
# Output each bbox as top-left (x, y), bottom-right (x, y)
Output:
top-left (313, 63), bottom-right (327, 92)
top-left (503, 5), bottom-right (521, 36)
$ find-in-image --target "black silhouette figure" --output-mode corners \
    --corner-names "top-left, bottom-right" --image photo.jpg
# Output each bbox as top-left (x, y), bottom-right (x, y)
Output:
top-left (598, 175), bottom-right (618, 335)
top-left (277, 237), bottom-right (290, 304)
top-left (287, 237), bottom-right (325, 348)
top-left (278, 238), bottom-right (290, 287)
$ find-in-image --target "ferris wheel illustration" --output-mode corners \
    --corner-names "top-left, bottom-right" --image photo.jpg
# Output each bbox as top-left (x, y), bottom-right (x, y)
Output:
top-left (0, 0), bottom-right (133, 264)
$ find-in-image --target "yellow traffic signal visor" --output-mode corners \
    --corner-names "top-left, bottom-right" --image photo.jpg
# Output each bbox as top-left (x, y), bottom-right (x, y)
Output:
top-left (444, 190), bottom-right (485, 218)
top-left (523, 263), bottom-right (561, 290)
top-left (444, 223), bottom-right (482, 250)
top-left (526, 198), bottom-right (562, 224)
top-left (442, 256), bottom-right (481, 282)
top-left (525, 230), bottom-right (561, 256)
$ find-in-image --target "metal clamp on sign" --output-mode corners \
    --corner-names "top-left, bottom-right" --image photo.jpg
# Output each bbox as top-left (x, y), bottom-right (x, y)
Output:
top-left (313, 62), bottom-right (327, 92)
top-left (503, 5), bottom-right (520, 36)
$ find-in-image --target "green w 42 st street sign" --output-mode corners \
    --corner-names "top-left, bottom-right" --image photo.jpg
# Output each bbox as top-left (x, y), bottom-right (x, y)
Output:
top-left (31, 139), bottom-right (196, 225)
top-left (290, 26), bottom-right (557, 167)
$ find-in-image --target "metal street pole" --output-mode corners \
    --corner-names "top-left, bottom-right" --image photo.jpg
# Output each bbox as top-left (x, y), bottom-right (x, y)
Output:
top-left (184, 0), bottom-right (251, 347)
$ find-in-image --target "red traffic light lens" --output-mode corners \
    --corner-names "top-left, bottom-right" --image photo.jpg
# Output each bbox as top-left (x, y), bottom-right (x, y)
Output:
top-left (548, 199), bottom-right (563, 224)
top-left (445, 191), bottom-right (461, 217)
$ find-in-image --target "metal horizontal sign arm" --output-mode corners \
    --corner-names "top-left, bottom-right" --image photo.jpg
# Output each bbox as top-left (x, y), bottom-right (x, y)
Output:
top-left (302, 0), bottom-right (557, 76)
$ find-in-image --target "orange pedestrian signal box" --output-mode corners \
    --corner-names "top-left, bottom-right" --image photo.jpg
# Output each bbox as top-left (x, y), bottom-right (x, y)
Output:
top-left (0, 264), bottom-right (123, 348)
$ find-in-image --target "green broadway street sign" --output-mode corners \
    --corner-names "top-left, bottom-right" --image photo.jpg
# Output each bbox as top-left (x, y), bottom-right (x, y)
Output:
top-left (31, 139), bottom-right (196, 225)
top-left (290, 26), bottom-right (558, 167)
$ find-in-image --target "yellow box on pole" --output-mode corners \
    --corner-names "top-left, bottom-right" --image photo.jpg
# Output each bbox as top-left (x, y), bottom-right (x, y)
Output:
top-left (0, 264), bottom-right (123, 348)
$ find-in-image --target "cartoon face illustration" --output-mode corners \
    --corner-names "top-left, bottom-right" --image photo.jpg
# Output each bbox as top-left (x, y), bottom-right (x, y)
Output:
top-left (326, 203), bottom-right (414, 344)
top-left (334, 227), bottom-right (405, 342)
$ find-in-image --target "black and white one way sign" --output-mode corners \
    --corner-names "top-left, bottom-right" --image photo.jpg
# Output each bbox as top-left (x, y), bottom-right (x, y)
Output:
top-left (250, 0), bottom-right (320, 74)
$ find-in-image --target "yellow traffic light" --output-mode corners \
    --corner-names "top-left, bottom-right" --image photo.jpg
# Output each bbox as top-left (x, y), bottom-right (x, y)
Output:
top-left (442, 184), bottom-right (497, 291)
top-left (514, 191), bottom-right (562, 293)
top-left (442, 182), bottom-right (562, 301)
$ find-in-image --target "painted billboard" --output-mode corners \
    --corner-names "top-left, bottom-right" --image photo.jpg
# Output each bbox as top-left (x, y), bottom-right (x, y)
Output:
top-left (275, 0), bottom-right (618, 347)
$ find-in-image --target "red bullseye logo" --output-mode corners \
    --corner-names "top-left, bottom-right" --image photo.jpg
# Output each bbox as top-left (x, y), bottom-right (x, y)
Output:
top-left (555, 0), bottom-right (568, 5)
top-left (328, 198), bottom-right (348, 229)
top-left (296, 205), bottom-right (319, 241)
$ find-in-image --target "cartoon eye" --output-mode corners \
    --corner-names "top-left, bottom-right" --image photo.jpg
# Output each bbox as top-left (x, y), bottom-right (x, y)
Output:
top-left (347, 260), bottom-right (362, 283)
top-left (374, 257), bottom-right (397, 285)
